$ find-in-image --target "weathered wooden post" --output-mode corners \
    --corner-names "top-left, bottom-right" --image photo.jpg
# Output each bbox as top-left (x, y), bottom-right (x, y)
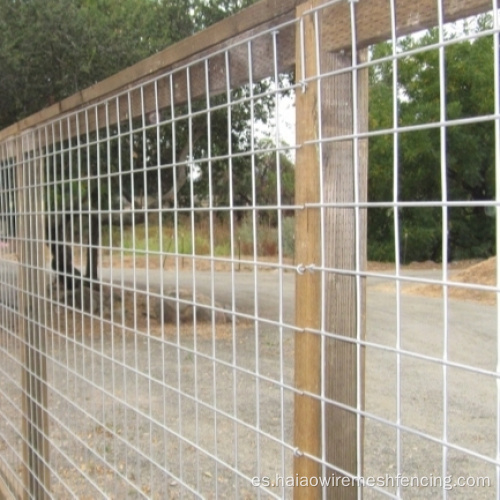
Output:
top-left (293, 2), bottom-right (323, 497)
top-left (294, 1), bottom-right (368, 498)
top-left (321, 45), bottom-right (368, 499)
top-left (17, 133), bottom-right (51, 499)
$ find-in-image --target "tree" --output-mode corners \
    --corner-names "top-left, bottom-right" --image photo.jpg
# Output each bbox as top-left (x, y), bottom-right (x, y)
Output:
top-left (192, 0), bottom-right (256, 29)
top-left (1, 0), bottom-right (292, 290)
top-left (0, 0), bottom-right (195, 130)
top-left (0, 0), bottom-right (198, 287)
top-left (368, 15), bottom-right (496, 262)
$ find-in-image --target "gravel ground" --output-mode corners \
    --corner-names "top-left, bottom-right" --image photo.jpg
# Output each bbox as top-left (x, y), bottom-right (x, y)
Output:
top-left (0, 263), bottom-right (498, 498)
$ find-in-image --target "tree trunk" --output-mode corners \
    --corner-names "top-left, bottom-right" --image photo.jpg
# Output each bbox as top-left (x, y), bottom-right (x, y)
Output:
top-left (85, 213), bottom-right (99, 284)
top-left (48, 215), bottom-right (82, 290)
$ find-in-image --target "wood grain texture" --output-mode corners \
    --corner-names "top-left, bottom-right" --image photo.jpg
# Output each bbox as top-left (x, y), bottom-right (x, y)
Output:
top-left (293, 3), bottom-right (322, 498)
top-left (320, 46), bottom-right (368, 499)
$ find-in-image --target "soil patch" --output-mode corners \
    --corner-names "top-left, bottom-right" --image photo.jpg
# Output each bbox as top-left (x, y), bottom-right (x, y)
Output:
top-left (405, 257), bottom-right (497, 305)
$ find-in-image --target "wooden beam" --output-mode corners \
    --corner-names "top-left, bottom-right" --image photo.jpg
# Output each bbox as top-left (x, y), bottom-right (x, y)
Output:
top-left (321, 0), bottom-right (496, 53)
top-left (5, 23), bottom-right (296, 148)
top-left (0, 0), bottom-right (494, 145)
top-left (320, 47), bottom-right (368, 499)
top-left (293, 3), bottom-right (322, 498)
top-left (0, 0), bottom-right (299, 145)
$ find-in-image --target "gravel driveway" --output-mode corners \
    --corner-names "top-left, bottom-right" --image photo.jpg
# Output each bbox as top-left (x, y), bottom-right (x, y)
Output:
top-left (0, 264), bottom-right (497, 498)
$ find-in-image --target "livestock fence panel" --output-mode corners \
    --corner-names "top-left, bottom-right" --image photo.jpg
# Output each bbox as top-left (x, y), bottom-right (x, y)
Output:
top-left (0, 0), bottom-right (499, 498)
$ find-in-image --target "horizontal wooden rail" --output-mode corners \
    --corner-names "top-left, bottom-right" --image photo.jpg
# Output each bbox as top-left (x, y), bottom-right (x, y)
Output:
top-left (0, 0), bottom-right (495, 146)
top-left (322, 0), bottom-right (496, 53)
top-left (0, 0), bottom-right (299, 145)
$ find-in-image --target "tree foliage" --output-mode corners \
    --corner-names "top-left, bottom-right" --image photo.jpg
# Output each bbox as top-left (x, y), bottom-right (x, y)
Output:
top-left (0, 0), bottom-right (295, 285)
top-left (0, 0), bottom-right (197, 130)
top-left (368, 16), bottom-right (496, 262)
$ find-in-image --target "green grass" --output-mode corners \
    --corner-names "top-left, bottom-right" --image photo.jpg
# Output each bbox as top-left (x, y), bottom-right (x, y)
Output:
top-left (102, 213), bottom-right (295, 259)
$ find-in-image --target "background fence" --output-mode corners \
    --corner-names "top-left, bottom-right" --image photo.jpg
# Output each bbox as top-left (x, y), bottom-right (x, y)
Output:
top-left (0, 0), bottom-right (499, 498)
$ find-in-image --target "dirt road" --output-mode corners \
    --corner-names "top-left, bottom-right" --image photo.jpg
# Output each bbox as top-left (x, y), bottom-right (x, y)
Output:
top-left (97, 267), bottom-right (498, 498)
top-left (1, 262), bottom-right (497, 498)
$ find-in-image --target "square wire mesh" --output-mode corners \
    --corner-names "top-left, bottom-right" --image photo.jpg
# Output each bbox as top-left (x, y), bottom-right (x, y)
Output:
top-left (0, 0), bottom-right (499, 498)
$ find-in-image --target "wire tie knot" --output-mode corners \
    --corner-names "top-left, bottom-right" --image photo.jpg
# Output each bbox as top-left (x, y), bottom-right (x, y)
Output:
top-left (296, 263), bottom-right (306, 275)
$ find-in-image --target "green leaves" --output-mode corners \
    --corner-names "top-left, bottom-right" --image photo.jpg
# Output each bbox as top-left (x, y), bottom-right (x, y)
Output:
top-left (0, 0), bottom-right (196, 129)
top-left (368, 15), bottom-right (496, 262)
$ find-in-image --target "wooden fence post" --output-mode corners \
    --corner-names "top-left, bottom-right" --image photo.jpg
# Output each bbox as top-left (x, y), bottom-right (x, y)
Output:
top-left (294, 1), bottom-right (368, 498)
top-left (293, 2), bottom-right (322, 498)
top-left (321, 42), bottom-right (368, 500)
top-left (294, 3), bottom-right (322, 499)
top-left (17, 134), bottom-right (51, 499)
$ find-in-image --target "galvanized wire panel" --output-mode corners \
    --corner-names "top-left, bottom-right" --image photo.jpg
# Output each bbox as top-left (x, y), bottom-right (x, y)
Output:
top-left (0, 0), bottom-right (499, 499)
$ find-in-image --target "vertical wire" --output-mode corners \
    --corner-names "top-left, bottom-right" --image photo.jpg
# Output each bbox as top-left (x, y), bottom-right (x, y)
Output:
top-left (95, 106), bottom-right (107, 429)
top-left (26, 134), bottom-right (33, 458)
top-left (24, 132), bottom-right (36, 493)
top-left (45, 125), bottom-right (55, 480)
top-left (154, 77), bottom-right (169, 479)
top-left (75, 112), bottom-right (86, 433)
top-left (436, 2), bottom-right (450, 496)
top-left (389, 0), bottom-right (403, 494)
top-left (131, 90), bottom-right (141, 484)
top-left (40, 126), bottom-right (53, 496)
top-left (493, 1), bottom-right (500, 496)
top-left (95, 105), bottom-right (107, 433)
top-left (39, 125), bottom-right (52, 490)
top-left (300, 13), bottom-right (306, 92)
top-left (66, 117), bottom-right (77, 383)
top-left (34, 129), bottom-right (46, 494)
top-left (51, 121), bottom-right (61, 340)
top-left (153, 80), bottom-right (163, 294)
top-left (114, 95), bottom-right (123, 499)
top-left (347, 1), bottom-right (364, 496)
top-left (169, 71), bottom-right (184, 486)
top-left (15, 137), bottom-right (23, 481)
top-left (204, 57), bottom-right (219, 496)
top-left (105, 100), bottom-right (116, 473)
top-left (38, 128), bottom-right (51, 497)
top-left (84, 109), bottom-right (94, 474)
top-left (58, 119), bottom-right (71, 407)
top-left (10, 138), bottom-right (23, 493)
top-left (247, 38), bottom-right (262, 498)
top-left (43, 126), bottom-right (56, 430)
top-left (126, 87), bottom-right (137, 482)
top-left (68, 116), bottom-right (78, 462)
top-left (310, 8), bottom-right (328, 493)
top-left (48, 124), bottom-right (56, 434)
top-left (31, 129), bottom-right (43, 488)
top-left (24, 131), bottom-right (35, 487)
top-left (122, 92), bottom-right (132, 479)
top-left (185, 65), bottom-right (202, 492)
top-left (19, 134), bottom-right (30, 494)
top-left (271, 28), bottom-right (287, 492)
top-left (19, 137), bottom-right (31, 498)
top-left (140, 83), bottom-right (154, 489)
top-left (225, 48), bottom-right (240, 494)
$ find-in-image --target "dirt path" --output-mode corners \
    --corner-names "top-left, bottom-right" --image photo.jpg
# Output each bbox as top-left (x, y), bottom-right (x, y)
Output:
top-left (0, 256), bottom-right (497, 497)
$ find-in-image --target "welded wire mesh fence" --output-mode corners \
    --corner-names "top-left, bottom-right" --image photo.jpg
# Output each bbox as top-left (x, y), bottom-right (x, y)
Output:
top-left (0, 0), bottom-right (499, 498)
